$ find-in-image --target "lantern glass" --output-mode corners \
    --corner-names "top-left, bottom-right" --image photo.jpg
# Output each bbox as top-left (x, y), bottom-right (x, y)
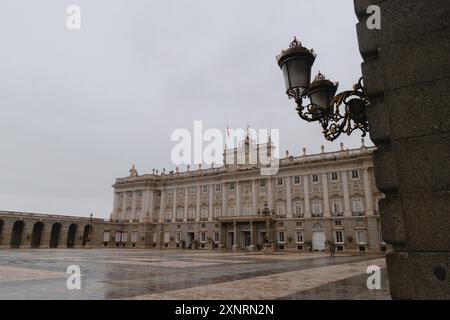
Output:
top-left (282, 58), bottom-right (312, 97)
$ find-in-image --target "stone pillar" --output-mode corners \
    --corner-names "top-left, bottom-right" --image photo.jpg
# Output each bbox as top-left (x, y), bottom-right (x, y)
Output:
top-left (303, 175), bottom-right (311, 218)
top-left (172, 188), bottom-right (177, 222)
top-left (148, 191), bottom-right (154, 220)
top-left (322, 174), bottom-right (330, 217)
top-left (286, 176), bottom-right (293, 218)
top-left (363, 167), bottom-right (374, 215)
top-left (183, 187), bottom-right (188, 222)
top-left (158, 189), bottom-right (165, 223)
top-left (111, 192), bottom-right (119, 220)
top-left (195, 185), bottom-right (201, 222)
top-left (222, 183), bottom-right (228, 217)
top-left (131, 191), bottom-right (136, 221)
top-left (354, 0), bottom-right (450, 299)
top-left (267, 178), bottom-right (274, 209)
top-left (341, 170), bottom-right (352, 217)
top-left (232, 221), bottom-right (238, 251)
top-left (251, 180), bottom-right (257, 216)
top-left (208, 184), bottom-right (214, 221)
top-left (236, 181), bottom-right (241, 216)
top-left (248, 220), bottom-right (254, 251)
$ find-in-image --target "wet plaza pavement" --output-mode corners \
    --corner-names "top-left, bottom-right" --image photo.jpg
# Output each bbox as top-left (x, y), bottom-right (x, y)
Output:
top-left (0, 249), bottom-right (390, 300)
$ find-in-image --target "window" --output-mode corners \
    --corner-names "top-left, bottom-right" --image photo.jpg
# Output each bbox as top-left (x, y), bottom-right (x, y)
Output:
top-left (214, 207), bottom-right (221, 217)
top-left (131, 232), bottom-right (138, 243)
top-left (176, 232), bottom-right (181, 242)
top-left (294, 201), bottom-right (303, 216)
top-left (352, 170), bottom-right (360, 179)
top-left (201, 207), bottom-right (208, 218)
top-left (296, 221), bottom-right (302, 227)
top-left (115, 232), bottom-right (122, 243)
top-left (312, 200), bottom-right (322, 215)
top-left (121, 232), bottom-right (128, 243)
top-left (296, 231), bottom-right (304, 243)
top-left (203, 185), bottom-right (208, 193)
top-left (164, 232), bottom-right (170, 243)
top-left (353, 197), bottom-right (364, 213)
top-left (167, 190), bottom-right (172, 196)
top-left (228, 206), bottom-right (235, 216)
top-left (244, 204), bottom-right (252, 216)
top-left (332, 199), bottom-right (343, 215)
top-left (190, 186), bottom-right (196, 195)
top-left (356, 231), bottom-right (366, 244)
top-left (276, 203), bottom-right (285, 216)
top-left (278, 231), bottom-right (285, 243)
top-left (278, 222), bottom-right (284, 227)
top-left (215, 184), bottom-right (221, 192)
top-left (293, 176), bottom-right (301, 184)
top-left (335, 231), bottom-right (344, 244)
top-left (188, 207), bottom-right (196, 220)
top-left (103, 231), bottom-right (110, 242)
top-left (335, 220), bottom-right (342, 226)
top-left (312, 174), bottom-right (319, 183)
top-left (178, 189), bottom-right (184, 195)
top-left (260, 180), bottom-right (266, 187)
top-left (214, 232), bottom-right (220, 243)
top-left (229, 183), bottom-right (235, 190)
top-left (176, 208), bottom-right (184, 220)
top-left (331, 172), bottom-right (338, 182)
top-left (152, 233), bottom-right (157, 244)
top-left (277, 178), bottom-right (284, 186)
top-left (200, 232), bottom-right (206, 242)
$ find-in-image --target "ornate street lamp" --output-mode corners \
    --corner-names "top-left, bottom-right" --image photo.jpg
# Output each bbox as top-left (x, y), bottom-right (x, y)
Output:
top-left (276, 37), bottom-right (369, 141)
top-left (257, 203), bottom-right (275, 247)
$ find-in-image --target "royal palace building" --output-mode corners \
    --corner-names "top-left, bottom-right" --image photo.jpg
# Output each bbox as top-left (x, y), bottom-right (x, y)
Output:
top-left (0, 137), bottom-right (385, 252)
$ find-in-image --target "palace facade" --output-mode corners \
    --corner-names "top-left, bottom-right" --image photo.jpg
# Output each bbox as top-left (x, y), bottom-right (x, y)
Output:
top-left (0, 137), bottom-right (385, 253)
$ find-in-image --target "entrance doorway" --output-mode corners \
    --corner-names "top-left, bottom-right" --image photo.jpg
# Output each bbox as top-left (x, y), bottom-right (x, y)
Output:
top-left (227, 232), bottom-right (234, 249)
top-left (186, 232), bottom-right (195, 249)
top-left (49, 223), bottom-right (62, 248)
top-left (10, 220), bottom-right (25, 248)
top-left (312, 231), bottom-right (326, 251)
top-left (242, 231), bottom-right (251, 248)
top-left (31, 222), bottom-right (44, 248)
top-left (67, 224), bottom-right (77, 248)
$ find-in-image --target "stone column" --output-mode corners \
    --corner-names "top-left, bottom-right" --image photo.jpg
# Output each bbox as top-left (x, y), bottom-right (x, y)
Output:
top-left (236, 181), bottom-right (241, 216)
top-left (303, 175), bottom-right (311, 218)
top-left (251, 180), bottom-right (257, 216)
top-left (341, 170), bottom-right (352, 217)
top-left (183, 187), bottom-right (188, 222)
top-left (172, 188), bottom-right (177, 222)
top-left (131, 191), bottom-right (136, 221)
top-left (322, 173), bottom-right (330, 217)
top-left (286, 176), bottom-right (292, 218)
top-left (195, 185), bottom-right (201, 222)
top-left (248, 220), bottom-right (254, 251)
top-left (222, 183), bottom-right (228, 217)
top-left (148, 191), bottom-right (154, 220)
top-left (363, 168), bottom-right (374, 215)
top-left (111, 192), bottom-right (119, 220)
top-left (267, 178), bottom-right (274, 209)
top-left (232, 221), bottom-right (238, 251)
top-left (159, 189), bottom-right (165, 223)
top-left (208, 184), bottom-right (214, 221)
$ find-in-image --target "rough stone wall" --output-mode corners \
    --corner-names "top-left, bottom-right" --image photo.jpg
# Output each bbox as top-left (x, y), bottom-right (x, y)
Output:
top-left (354, 0), bottom-right (450, 299)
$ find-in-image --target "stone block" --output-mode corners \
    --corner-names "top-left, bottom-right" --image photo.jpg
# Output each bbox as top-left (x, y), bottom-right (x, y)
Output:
top-left (385, 77), bottom-right (450, 140)
top-left (366, 96), bottom-right (391, 143)
top-left (378, 192), bottom-right (406, 247)
top-left (372, 144), bottom-right (398, 192)
top-left (400, 190), bottom-right (450, 252)
top-left (393, 133), bottom-right (450, 193)
top-left (387, 251), bottom-right (450, 299)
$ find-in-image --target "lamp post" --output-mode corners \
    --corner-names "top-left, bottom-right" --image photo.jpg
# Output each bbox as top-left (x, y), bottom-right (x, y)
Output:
top-left (257, 203), bottom-right (275, 254)
top-left (276, 37), bottom-right (369, 141)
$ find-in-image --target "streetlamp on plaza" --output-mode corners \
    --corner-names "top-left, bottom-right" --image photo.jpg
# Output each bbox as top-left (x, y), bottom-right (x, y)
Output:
top-left (257, 203), bottom-right (275, 254)
top-left (276, 37), bottom-right (369, 141)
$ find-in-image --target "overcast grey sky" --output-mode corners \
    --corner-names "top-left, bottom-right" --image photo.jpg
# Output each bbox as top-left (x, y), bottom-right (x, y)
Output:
top-left (0, 0), bottom-right (369, 218)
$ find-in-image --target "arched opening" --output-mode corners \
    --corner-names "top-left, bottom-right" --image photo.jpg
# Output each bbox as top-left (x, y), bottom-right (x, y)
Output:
top-left (31, 222), bottom-right (44, 248)
top-left (67, 224), bottom-right (77, 248)
top-left (49, 223), bottom-right (62, 248)
top-left (10, 220), bottom-right (25, 248)
top-left (0, 219), bottom-right (4, 245)
top-left (82, 225), bottom-right (92, 246)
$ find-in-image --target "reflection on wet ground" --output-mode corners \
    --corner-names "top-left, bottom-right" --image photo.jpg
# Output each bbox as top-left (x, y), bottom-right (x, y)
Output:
top-left (0, 249), bottom-right (390, 299)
